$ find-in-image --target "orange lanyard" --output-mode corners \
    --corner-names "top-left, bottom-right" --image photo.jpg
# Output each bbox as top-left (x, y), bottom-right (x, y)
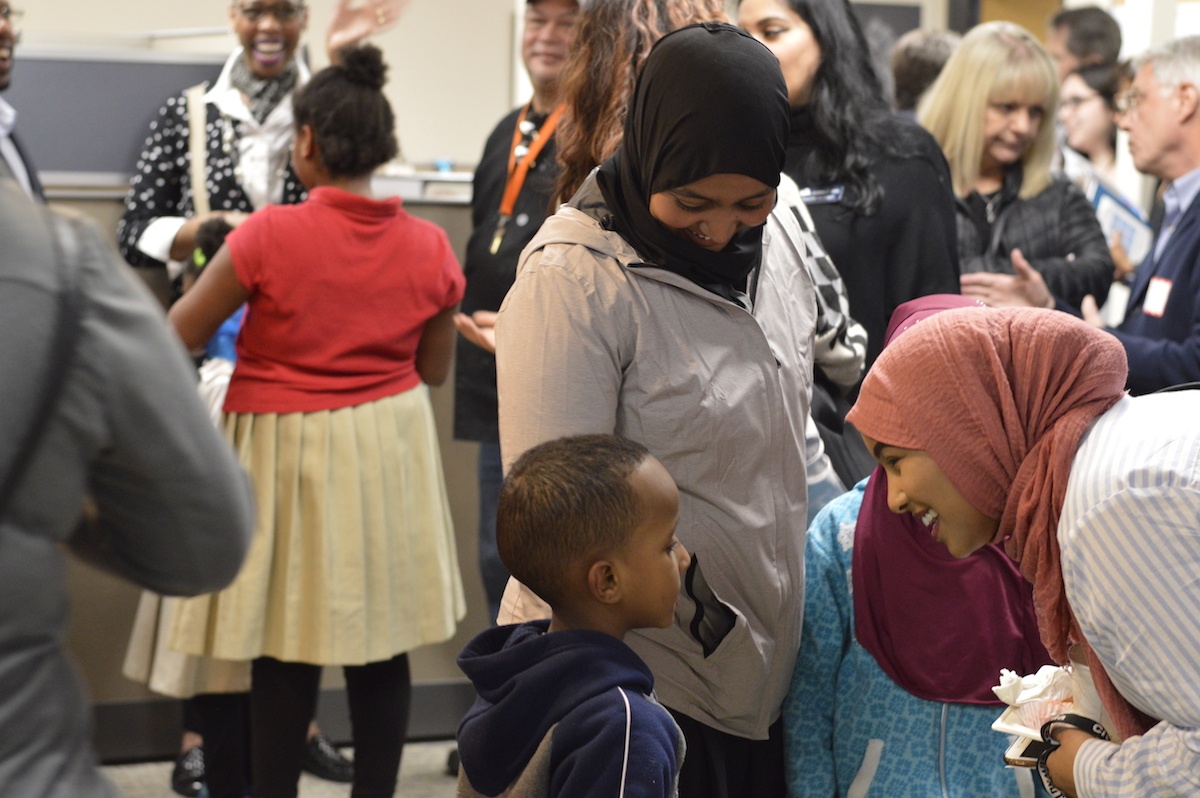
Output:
top-left (490, 102), bottom-right (564, 253)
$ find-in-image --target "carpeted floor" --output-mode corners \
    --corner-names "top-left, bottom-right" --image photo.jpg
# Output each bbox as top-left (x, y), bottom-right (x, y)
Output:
top-left (102, 739), bottom-right (459, 798)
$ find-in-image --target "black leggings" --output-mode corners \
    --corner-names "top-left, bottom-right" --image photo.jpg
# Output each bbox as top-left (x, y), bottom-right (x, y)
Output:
top-left (190, 692), bottom-right (252, 798)
top-left (251, 654), bottom-right (412, 798)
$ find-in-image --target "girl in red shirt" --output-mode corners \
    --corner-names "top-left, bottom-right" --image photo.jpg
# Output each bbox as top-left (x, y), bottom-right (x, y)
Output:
top-left (167, 44), bottom-right (465, 798)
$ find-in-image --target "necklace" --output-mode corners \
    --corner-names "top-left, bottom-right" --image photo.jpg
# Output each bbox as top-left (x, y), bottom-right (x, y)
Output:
top-left (983, 190), bottom-right (1003, 224)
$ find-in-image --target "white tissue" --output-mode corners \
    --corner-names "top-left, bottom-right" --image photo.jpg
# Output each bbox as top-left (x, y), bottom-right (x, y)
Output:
top-left (991, 665), bottom-right (1077, 734)
top-left (992, 665), bottom-right (1074, 706)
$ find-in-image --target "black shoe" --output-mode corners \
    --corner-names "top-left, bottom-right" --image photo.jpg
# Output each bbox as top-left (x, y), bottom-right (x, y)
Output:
top-left (445, 747), bottom-right (460, 777)
top-left (171, 746), bottom-right (205, 798)
top-left (301, 733), bottom-right (354, 783)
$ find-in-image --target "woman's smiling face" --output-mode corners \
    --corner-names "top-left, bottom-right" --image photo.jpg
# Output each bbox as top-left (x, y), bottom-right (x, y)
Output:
top-left (230, 1), bottom-right (308, 80)
top-left (648, 173), bottom-right (775, 252)
top-left (861, 435), bottom-right (1000, 558)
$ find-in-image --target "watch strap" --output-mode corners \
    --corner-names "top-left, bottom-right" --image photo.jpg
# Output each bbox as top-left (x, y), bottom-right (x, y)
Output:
top-left (1035, 713), bottom-right (1112, 797)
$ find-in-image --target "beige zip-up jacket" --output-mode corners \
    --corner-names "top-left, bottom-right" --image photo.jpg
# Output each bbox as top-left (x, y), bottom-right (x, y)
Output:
top-left (496, 175), bottom-right (816, 740)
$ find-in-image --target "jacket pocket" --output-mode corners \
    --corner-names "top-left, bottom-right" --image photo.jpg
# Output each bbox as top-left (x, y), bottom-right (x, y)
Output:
top-left (681, 554), bottom-right (737, 657)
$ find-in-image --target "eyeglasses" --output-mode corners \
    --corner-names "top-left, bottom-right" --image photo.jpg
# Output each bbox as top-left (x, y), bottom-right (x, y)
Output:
top-left (1114, 83), bottom-right (1186, 116)
top-left (1114, 89), bottom-right (1144, 115)
top-left (235, 2), bottom-right (306, 23)
top-left (0, 4), bottom-right (24, 29)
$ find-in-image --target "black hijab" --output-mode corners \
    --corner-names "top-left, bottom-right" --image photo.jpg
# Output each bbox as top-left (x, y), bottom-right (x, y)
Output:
top-left (595, 22), bottom-right (789, 294)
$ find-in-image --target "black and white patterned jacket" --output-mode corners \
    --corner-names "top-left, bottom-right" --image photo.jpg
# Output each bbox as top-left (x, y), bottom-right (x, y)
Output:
top-left (117, 51), bottom-right (307, 276)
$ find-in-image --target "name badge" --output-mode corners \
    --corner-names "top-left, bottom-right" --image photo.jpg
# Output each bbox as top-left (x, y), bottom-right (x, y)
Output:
top-left (798, 185), bottom-right (845, 205)
top-left (1143, 276), bottom-right (1173, 318)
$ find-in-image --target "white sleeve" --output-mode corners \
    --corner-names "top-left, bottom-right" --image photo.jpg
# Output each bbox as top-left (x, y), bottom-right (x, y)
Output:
top-left (1074, 725), bottom-right (1200, 796)
top-left (137, 216), bottom-right (189, 280)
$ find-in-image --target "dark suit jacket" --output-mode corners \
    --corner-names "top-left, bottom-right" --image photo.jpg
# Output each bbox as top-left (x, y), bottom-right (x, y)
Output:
top-left (1115, 189), bottom-right (1200, 394)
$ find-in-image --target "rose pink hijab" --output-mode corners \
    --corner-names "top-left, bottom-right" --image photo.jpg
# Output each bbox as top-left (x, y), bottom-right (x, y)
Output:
top-left (848, 307), bottom-right (1157, 740)
top-left (852, 296), bottom-right (1052, 705)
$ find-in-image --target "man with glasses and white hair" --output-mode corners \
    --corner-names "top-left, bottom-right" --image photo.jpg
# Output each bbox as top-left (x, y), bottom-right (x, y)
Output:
top-left (0, 2), bottom-right (43, 201)
top-left (114, 3), bottom-right (406, 796)
top-left (1081, 36), bottom-right (1200, 395)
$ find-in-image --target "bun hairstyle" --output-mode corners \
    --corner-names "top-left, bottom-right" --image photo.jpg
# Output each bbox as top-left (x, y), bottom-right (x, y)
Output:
top-left (339, 42), bottom-right (389, 91)
top-left (187, 216), bottom-right (235, 280)
top-left (293, 44), bottom-right (399, 178)
top-left (194, 216), bottom-right (235, 263)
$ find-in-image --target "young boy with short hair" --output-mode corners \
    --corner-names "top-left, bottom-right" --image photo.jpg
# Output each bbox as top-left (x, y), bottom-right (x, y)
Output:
top-left (456, 434), bottom-right (690, 798)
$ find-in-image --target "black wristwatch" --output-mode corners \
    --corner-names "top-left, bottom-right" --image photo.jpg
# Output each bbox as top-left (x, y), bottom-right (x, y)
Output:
top-left (1035, 713), bottom-right (1112, 798)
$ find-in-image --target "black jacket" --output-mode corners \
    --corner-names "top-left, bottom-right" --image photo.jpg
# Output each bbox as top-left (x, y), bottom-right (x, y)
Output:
top-left (453, 106), bottom-right (559, 443)
top-left (785, 111), bottom-right (961, 373)
top-left (116, 90), bottom-right (306, 274)
top-left (956, 166), bottom-right (1112, 310)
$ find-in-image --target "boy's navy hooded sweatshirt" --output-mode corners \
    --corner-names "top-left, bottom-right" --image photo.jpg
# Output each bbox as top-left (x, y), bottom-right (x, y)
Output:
top-left (455, 619), bottom-right (685, 797)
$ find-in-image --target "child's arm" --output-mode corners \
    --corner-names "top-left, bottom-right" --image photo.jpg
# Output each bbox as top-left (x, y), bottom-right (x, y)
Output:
top-left (415, 304), bottom-right (458, 387)
top-left (549, 688), bottom-right (681, 798)
top-left (784, 487), bottom-right (862, 797)
top-left (167, 244), bottom-right (249, 351)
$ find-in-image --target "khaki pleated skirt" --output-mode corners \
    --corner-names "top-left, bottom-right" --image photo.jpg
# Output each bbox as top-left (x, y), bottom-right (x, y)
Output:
top-left (170, 385), bottom-right (465, 665)
top-left (124, 592), bottom-right (251, 697)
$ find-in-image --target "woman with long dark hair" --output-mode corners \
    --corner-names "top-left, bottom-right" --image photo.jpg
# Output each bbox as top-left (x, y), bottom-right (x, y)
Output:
top-left (737, 0), bottom-right (960, 373)
top-left (737, 0), bottom-right (958, 486)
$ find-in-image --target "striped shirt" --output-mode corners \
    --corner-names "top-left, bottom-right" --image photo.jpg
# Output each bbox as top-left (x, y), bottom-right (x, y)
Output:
top-left (1058, 392), bottom-right (1200, 796)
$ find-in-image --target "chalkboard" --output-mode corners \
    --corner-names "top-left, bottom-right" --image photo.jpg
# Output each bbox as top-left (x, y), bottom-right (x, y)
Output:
top-left (5, 47), bottom-right (226, 183)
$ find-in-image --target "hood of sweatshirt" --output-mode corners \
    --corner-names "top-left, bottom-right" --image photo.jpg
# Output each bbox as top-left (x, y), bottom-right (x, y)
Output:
top-left (456, 619), bottom-right (656, 795)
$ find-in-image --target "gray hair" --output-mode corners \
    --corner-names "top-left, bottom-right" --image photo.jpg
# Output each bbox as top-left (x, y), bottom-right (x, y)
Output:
top-left (1133, 35), bottom-right (1200, 88)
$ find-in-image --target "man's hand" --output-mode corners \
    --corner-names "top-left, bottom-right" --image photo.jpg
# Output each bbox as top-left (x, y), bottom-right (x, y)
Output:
top-left (960, 249), bottom-right (1054, 309)
top-left (454, 310), bottom-right (497, 354)
top-left (1110, 231), bottom-right (1136, 281)
top-left (326, 0), bottom-right (409, 62)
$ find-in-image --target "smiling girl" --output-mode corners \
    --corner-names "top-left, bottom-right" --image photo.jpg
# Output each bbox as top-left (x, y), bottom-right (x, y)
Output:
top-left (847, 306), bottom-right (1200, 797)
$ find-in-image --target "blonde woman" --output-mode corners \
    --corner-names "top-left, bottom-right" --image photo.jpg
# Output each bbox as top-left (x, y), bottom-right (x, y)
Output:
top-left (919, 21), bottom-right (1112, 312)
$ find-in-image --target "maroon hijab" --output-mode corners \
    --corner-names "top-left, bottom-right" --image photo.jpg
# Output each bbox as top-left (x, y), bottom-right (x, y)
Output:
top-left (852, 296), bottom-right (1052, 704)
top-left (848, 306), bottom-right (1156, 740)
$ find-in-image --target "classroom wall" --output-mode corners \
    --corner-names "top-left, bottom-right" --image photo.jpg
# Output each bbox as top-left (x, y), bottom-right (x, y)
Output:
top-left (981, 0), bottom-right (1059, 32)
top-left (18, 1), bottom-right (515, 754)
top-left (22, 0), bottom-right (518, 169)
